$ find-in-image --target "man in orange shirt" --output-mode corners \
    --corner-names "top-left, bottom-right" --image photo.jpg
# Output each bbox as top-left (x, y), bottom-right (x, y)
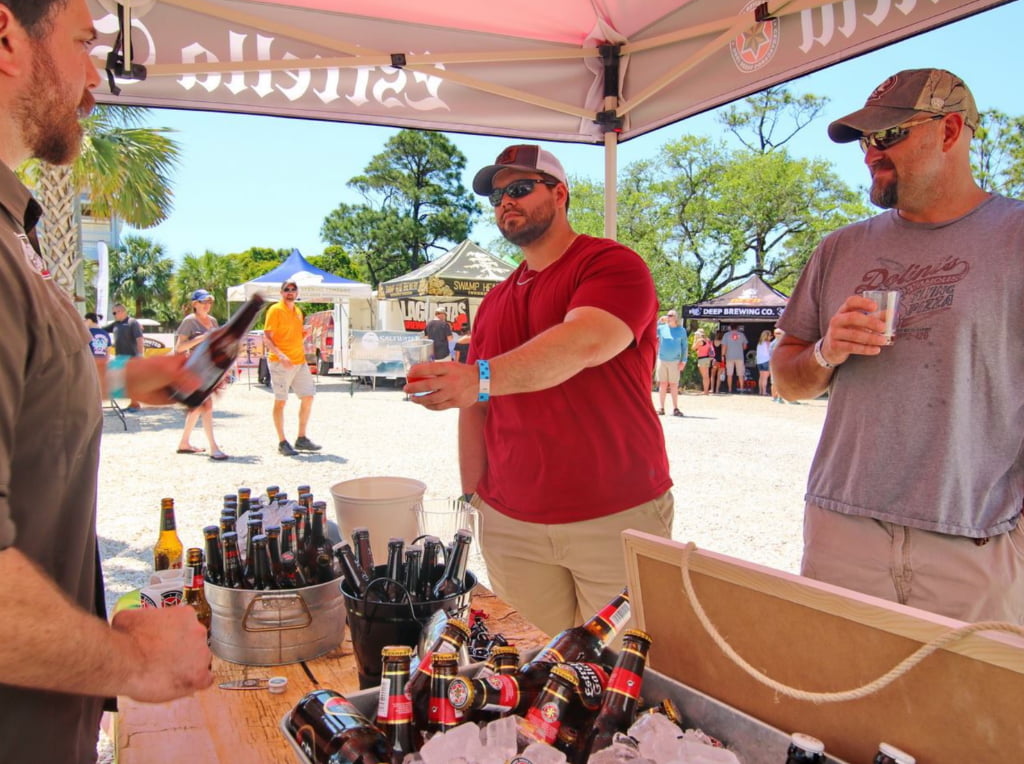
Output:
top-left (262, 280), bottom-right (322, 456)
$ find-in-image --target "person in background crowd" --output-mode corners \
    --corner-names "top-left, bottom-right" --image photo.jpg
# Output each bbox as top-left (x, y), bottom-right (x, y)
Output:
top-left (174, 290), bottom-right (228, 460)
top-left (109, 302), bottom-right (144, 411)
top-left (719, 324), bottom-right (748, 394)
top-left (756, 329), bottom-right (774, 396)
top-left (85, 312), bottom-right (111, 359)
top-left (769, 328), bottom-right (785, 403)
top-left (692, 328), bottom-right (715, 394)
top-left (401, 144), bottom-right (673, 638)
top-left (424, 308), bottom-right (453, 361)
top-left (262, 280), bottom-right (323, 457)
top-left (0, 3), bottom-right (213, 760)
top-left (655, 309), bottom-right (687, 416)
top-left (772, 68), bottom-right (1024, 624)
top-left (453, 328), bottom-right (472, 363)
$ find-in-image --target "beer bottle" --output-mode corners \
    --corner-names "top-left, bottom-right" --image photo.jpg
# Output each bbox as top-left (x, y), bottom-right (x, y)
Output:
top-left (242, 517), bottom-right (262, 587)
top-left (424, 652), bottom-right (461, 737)
top-left (314, 550), bottom-right (336, 585)
top-left (284, 689), bottom-right (390, 764)
top-left (202, 525), bottom-right (224, 585)
top-left (526, 587), bottom-right (631, 666)
top-left (221, 531), bottom-right (245, 588)
top-left (376, 646), bottom-right (415, 762)
top-left (252, 535), bottom-right (275, 590)
top-left (402, 545), bottom-right (423, 604)
top-left (406, 617), bottom-right (471, 732)
top-left (352, 527), bottom-right (375, 579)
top-left (430, 530), bottom-right (472, 601)
top-left (334, 542), bottom-right (369, 597)
top-left (383, 538), bottom-right (405, 603)
top-left (266, 525), bottom-right (284, 582)
top-left (153, 497), bottom-right (183, 570)
top-left (786, 733), bottom-right (826, 763)
top-left (222, 494), bottom-right (238, 519)
top-left (168, 294), bottom-right (265, 407)
top-left (476, 644), bottom-right (520, 679)
top-left (875, 743), bottom-right (916, 764)
top-left (418, 536), bottom-right (444, 600)
top-left (304, 505), bottom-right (331, 574)
top-left (579, 629), bottom-right (653, 761)
top-left (448, 667), bottom-right (550, 720)
top-left (237, 486), bottom-right (252, 517)
top-left (279, 551), bottom-right (308, 589)
top-left (266, 484), bottom-right (280, 507)
top-left (219, 512), bottom-right (236, 536)
top-left (297, 484), bottom-right (312, 502)
top-left (292, 507), bottom-right (308, 552)
top-left (183, 547), bottom-right (212, 632)
top-left (516, 665), bottom-right (579, 747)
top-left (638, 697), bottom-right (684, 729)
top-left (280, 517), bottom-right (298, 557)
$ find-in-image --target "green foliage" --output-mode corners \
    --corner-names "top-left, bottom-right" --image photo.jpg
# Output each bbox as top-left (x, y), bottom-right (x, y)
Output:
top-left (308, 245), bottom-right (370, 283)
top-left (971, 109), bottom-right (1024, 196)
top-left (320, 130), bottom-right (482, 285)
top-left (227, 247), bottom-right (294, 282)
top-left (107, 234), bottom-right (175, 318)
top-left (172, 250), bottom-right (244, 322)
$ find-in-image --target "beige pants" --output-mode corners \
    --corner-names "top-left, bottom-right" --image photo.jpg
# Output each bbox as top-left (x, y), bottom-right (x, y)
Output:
top-left (473, 492), bottom-right (674, 638)
top-left (802, 502), bottom-right (1024, 624)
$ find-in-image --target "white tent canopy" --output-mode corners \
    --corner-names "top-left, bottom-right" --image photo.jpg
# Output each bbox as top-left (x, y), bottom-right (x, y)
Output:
top-left (87, 0), bottom-right (1010, 235)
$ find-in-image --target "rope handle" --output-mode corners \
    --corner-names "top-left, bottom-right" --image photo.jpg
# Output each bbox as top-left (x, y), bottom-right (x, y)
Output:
top-left (678, 542), bottom-right (1024, 703)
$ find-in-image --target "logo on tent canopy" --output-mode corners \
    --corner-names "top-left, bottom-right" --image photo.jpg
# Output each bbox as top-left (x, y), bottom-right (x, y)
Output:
top-left (730, 0), bottom-right (780, 73)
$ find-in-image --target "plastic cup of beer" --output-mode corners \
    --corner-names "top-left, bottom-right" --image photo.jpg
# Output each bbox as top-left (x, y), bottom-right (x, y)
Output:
top-left (401, 339), bottom-right (434, 396)
top-left (862, 289), bottom-right (900, 345)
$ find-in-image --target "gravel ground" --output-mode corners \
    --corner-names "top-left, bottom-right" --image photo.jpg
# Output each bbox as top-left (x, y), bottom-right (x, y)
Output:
top-left (96, 375), bottom-right (827, 610)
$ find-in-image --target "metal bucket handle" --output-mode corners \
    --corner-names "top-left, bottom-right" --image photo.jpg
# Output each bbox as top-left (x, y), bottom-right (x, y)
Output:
top-left (241, 591), bottom-right (313, 633)
top-left (359, 576), bottom-right (431, 628)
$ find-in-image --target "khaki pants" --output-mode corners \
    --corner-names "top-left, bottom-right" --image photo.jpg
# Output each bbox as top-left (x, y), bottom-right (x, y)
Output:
top-left (802, 502), bottom-right (1024, 624)
top-left (473, 492), bottom-right (674, 638)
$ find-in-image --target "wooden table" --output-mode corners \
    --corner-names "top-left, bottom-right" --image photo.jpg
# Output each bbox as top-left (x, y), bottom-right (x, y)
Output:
top-left (115, 587), bottom-right (549, 763)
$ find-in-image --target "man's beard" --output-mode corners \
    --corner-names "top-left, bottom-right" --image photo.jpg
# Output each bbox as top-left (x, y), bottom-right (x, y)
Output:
top-left (498, 200), bottom-right (556, 247)
top-left (15, 48), bottom-right (88, 165)
top-left (870, 174), bottom-right (898, 209)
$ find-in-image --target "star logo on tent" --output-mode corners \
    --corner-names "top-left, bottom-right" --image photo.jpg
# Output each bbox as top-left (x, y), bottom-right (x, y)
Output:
top-left (729, 1), bottom-right (780, 73)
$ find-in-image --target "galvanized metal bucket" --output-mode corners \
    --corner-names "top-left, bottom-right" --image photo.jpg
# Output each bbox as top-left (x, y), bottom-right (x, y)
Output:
top-left (207, 578), bottom-right (347, 666)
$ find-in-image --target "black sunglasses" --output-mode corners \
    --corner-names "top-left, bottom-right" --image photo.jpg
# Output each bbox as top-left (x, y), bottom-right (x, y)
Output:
top-left (281, 285), bottom-right (297, 293)
top-left (859, 114), bottom-right (944, 152)
top-left (489, 178), bottom-right (558, 207)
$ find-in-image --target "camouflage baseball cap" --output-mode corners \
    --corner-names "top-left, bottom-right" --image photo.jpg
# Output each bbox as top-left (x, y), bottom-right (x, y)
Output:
top-left (828, 68), bottom-right (979, 143)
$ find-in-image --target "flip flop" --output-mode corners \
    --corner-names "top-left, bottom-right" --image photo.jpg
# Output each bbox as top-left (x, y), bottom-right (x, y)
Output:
top-left (176, 446), bottom-right (206, 454)
top-left (209, 450), bottom-right (229, 461)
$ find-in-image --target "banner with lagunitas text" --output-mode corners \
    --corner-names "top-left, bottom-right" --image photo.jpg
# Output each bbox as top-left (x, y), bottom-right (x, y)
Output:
top-left (399, 299), bottom-right (469, 332)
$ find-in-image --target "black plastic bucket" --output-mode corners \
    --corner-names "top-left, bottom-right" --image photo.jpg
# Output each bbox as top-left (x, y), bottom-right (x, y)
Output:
top-left (341, 563), bottom-right (476, 688)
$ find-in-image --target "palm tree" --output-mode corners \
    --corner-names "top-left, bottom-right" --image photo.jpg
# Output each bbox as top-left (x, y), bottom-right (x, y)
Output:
top-left (174, 250), bottom-right (244, 323)
top-left (110, 234), bottom-right (175, 318)
top-left (18, 106), bottom-right (180, 301)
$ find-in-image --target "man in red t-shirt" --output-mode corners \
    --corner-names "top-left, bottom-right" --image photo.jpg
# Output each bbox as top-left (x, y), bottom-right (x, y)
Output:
top-left (404, 144), bottom-right (674, 637)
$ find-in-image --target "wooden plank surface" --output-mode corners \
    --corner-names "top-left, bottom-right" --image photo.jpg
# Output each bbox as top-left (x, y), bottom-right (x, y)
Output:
top-left (115, 586), bottom-right (549, 763)
top-left (623, 531), bottom-right (1024, 764)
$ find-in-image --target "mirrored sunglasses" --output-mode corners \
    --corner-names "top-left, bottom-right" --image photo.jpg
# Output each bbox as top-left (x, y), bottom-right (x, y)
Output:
top-left (859, 114), bottom-right (943, 152)
top-left (489, 178), bottom-right (558, 207)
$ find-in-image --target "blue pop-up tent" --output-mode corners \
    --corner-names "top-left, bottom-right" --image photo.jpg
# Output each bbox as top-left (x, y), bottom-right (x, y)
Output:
top-left (227, 249), bottom-right (373, 372)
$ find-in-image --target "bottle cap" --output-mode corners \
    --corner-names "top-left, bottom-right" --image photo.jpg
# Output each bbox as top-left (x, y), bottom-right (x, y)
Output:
top-left (268, 676), bottom-right (288, 694)
top-left (879, 743), bottom-right (915, 764)
top-left (790, 733), bottom-right (825, 753)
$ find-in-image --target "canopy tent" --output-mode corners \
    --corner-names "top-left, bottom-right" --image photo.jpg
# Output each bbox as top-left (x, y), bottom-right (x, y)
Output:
top-left (87, 0), bottom-right (1010, 237)
top-left (227, 248), bottom-right (372, 370)
top-left (226, 248), bottom-right (371, 302)
top-left (379, 240), bottom-right (513, 300)
top-left (682, 274), bottom-right (788, 322)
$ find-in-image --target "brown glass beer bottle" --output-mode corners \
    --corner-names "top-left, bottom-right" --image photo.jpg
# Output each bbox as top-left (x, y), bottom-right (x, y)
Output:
top-left (516, 665), bottom-right (580, 747)
top-left (376, 646), bottom-right (415, 762)
top-left (202, 525), bottom-right (224, 585)
top-left (424, 652), bottom-right (461, 738)
top-left (221, 531), bottom-right (244, 588)
top-left (406, 617), bottom-right (471, 731)
top-left (430, 529), bottom-right (472, 600)
top-left (284, 689), bottom-right (390, 764)
top-left (183, 547), bottom-right (212, 632)
top-left (578, 629), bottom-right (653, 761)
top-left (786, 733), bottom-right (827, 763)
top-left (153, 497), bottom-right (183, 570)
top-left (525, 587), bottom-right (631, 666)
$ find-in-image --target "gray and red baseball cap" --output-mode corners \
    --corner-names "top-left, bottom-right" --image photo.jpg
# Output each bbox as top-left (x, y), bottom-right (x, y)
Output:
top-left (473, 144), bottom-right (569, 195)
top-left (828, 68), bottom-right (979, 143)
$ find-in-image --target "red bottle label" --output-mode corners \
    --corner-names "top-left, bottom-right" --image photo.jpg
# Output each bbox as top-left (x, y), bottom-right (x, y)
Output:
top-left (486, 675), bottom-right (520, 709)
top-left (565, 662), bottom-right (609, 709)
top-left (597, 600), bottom-right (632, 632)
top-left (428, 696), bottom-right (458, 725)
top-left (386, 694), bottom-right (412, 722)
top-left (525, 702), bottom-right (561, 743)
top-left (606, 668), bottom-right (643, 698)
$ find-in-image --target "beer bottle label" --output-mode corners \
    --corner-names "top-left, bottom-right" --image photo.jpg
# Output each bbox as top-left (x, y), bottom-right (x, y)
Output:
top-left (605, 667), bottom-right (643, 698)
top-left (376, 678), bottom-right (412, 722)
top-left (565, 662), bottom-right (609, 709)
top-left (598, 600), bottom-right (632, 632)
top-left (483, 675), bottom-right (520, 711)
top-left (428, 696), bottom-right (458, 725)
top-left (525, 701), bottom-right (563, 744)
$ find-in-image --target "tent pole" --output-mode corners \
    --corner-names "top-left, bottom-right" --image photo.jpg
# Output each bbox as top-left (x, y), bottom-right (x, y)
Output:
top-left (603, 132), bottom-right (617, 239)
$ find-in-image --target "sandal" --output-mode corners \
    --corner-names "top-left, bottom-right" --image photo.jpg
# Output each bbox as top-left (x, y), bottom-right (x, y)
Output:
top-left (176, 446), bottom-right (206, 454)
top-left (209, 450), bottom-right (229, 461)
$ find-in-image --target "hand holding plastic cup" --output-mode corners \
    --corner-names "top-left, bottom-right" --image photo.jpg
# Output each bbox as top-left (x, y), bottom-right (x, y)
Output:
top-left (862, 289), bottom-right (900, 345)
top-left (401, 339), bottom-right (434, 396)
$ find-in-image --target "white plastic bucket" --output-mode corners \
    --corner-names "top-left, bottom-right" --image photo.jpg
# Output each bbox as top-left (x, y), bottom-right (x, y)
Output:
top-left (329, 476), bottom-right (425, 561)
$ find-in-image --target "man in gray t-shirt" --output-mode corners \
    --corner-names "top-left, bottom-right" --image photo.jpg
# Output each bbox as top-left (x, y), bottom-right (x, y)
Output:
top-left (772, 68), bottom-right (1024, 625)
top-left (718, 324), bottom-right (747, 393)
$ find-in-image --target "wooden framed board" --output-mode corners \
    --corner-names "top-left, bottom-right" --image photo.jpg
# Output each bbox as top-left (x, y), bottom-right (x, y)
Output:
top-left (623, 530), bottom-right (1024, 763)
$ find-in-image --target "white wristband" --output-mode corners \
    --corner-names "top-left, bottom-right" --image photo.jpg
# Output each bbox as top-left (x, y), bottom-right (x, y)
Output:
top-left (813, 338), bottom-right (836, 369)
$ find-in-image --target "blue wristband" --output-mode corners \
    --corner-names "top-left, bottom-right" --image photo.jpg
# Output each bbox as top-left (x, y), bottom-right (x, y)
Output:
top-left (476, 359), bottom-right (491, 402)
top-left (107, 356), bottom-right (129, 399)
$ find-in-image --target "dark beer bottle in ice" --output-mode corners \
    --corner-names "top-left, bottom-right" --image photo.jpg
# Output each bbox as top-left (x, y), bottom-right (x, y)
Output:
top-left (526, 587), bottom-right (631, 666)
top-left (376, 646), bottom-right (415, 762)
top-left (406, 617), bottom-right (471, 732)
top-left (284, 689), bottom-right (390, 764)
top-left (202, 525), bottom-right (224, 586)
top-left (785, 733), bottom-right (827, 763)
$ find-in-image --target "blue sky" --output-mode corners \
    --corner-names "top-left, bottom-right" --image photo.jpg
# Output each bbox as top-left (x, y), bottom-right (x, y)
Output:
top-left (125, 2), bottom-right (1024, 262)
